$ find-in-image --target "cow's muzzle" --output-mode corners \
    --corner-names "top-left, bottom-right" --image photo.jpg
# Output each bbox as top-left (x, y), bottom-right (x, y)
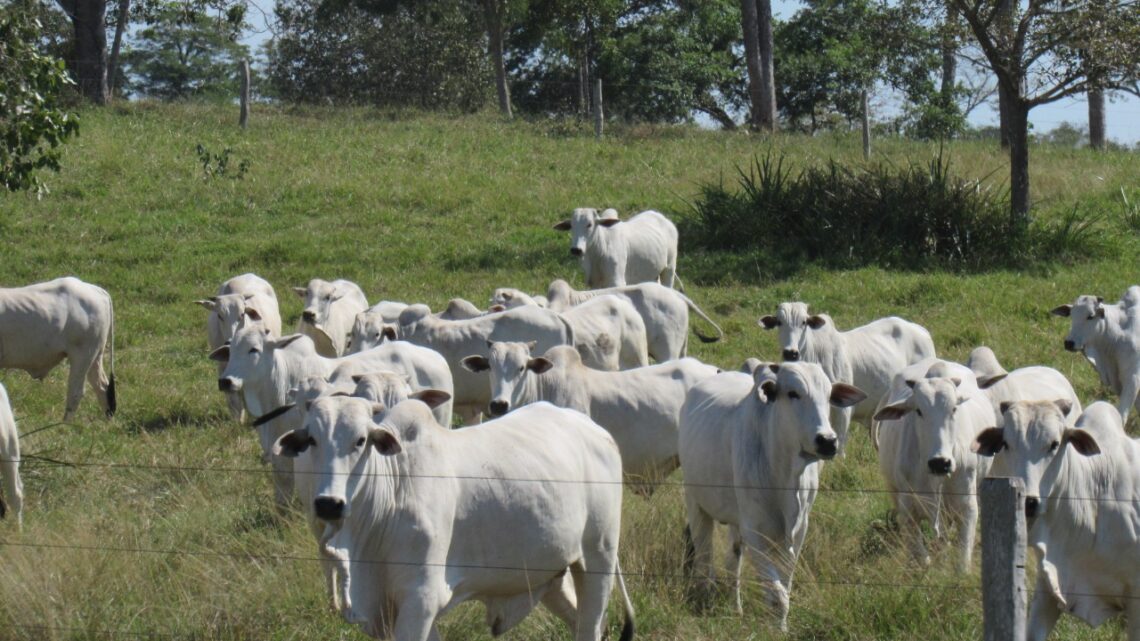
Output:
top-left (1063, 339), bottom-right (1077, 352)
top-left (302, 310), bottom-right (317, 323)
top-left (782, 349), bottom-right (800, 362)
top-left (814, 434), bottom-right (838, 459)
top-left (1024, 496), bottom-right (1040, 519)
top-left (569, 247), bottom-right (584, 257)
top-left (927, 457), bottom-right (953, 476)
top-left (218, 378), bottom-right (237, 392)
top-left (488, 400), bottom-right (509, 417)
top-left (314, 496), bottom-right (346, 521)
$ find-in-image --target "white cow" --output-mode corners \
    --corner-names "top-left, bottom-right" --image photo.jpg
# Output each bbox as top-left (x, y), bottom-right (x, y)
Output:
top-left (273, 398), bottom-right (636, 641)
top-left (210, 327), bottom-right (454, 506)
top-left (560, 295), bottom-right (649, 371)
top-left (0, 277), bottom-right (116, 421)
top-left (554, 208), bottom-right (680, 289)
top-left (490, 288), bottom-right (548, 309)
top-left (973, 401), bottom-right (1140, 641)
top-left (294, 279), bottom-right (369, 358)
top-left (546, 279), bottom-right (722, 362)
top-left (346, 301), bottom-right (409, 355)
top-left (679, 361), bottom-right (865, 629)
top-left (461, 342), bottom-right (719, 487)
top-left (873, 359), bottom-right (994, 570)
top-left (1051, 287), bottom-right (1140, 421)
top-left (964, 346), bottom-right (1083, 428)
top-left (0, 383), bottom-right (22, 529)
top-left (396, 304), bottom-right (575, 423)
top-left (760, 301), bottom-right (936, 452)
top-left (195, 273), bottom-right (282, 421)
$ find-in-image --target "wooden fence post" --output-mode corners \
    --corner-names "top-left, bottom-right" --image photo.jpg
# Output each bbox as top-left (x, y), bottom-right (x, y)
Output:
top-left (593, 78), bottom-right (603, 139)
top-left (981, 477), bottom-right (1027, 641)
top-left (239, 59), bottom-right (250, 130)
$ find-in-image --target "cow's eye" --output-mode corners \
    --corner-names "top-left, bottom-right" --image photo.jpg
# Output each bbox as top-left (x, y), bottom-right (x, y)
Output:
top-left (916, 409), bottom-right (923, 417)
top-left (356, 437), bottom-right (366, 448)
top-left (249, 348), bottom-right (260, 354)
top-left (519, 366), bottom-right (526, 373)
top-left (216, 313), bottom-right (224, 321)
top-left (787, 391), bottom-right (800, 400)
top-left (1086, 314), bottom-right (1096, 320)
top-left (324, 295), bottom-right (332, 301)
top-left (1049, 440), bottom-right (1060, 452)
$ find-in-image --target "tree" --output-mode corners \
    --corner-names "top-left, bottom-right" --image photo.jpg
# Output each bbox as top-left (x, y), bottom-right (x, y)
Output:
top-left (53, 0), bottom-right (108, 103)
top-left (951, 0), bottom-right (1140, 221)
top-left (0, 5), bottom-right (80, 195)
top-left (123, 6), bottom-right (249, 100)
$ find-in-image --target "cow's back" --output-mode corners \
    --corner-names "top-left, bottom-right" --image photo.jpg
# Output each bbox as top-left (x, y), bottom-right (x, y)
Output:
top-left (0, 277), bottom-right (111, 373)
top-left (329, 341), bottom-right (454, 425)
top-left (845, 317), bottom-right (935, 409)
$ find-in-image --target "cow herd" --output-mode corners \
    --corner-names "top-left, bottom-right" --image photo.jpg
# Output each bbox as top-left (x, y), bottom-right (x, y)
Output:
top-left (0, 207), bottom-right (1139, 640)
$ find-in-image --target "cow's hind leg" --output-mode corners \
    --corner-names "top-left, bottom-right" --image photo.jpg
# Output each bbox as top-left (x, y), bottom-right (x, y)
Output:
top-left (570, 556), bottom-right (615, 641)
top-left (683, 505), bottom-right (717, 609)
top-left (541, 571), bottom-right (579, 632)
top-left (0, 446), bottom-right (22, 530)
top-left (63, 351), bottom-right (97, 422)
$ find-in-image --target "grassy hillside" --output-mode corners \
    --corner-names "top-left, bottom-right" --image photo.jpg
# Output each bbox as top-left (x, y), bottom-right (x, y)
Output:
top-left (0, 103), bottom-right (1136, 641)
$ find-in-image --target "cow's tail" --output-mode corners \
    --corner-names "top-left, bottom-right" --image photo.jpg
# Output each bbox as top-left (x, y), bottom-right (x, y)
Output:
top-left (679, 292), bottom-right (723, 344)
top-left (672, 272), bottom-right (685, 293)
top-left (615, 560), bottom-right (636, 641)
top-left (105, 288), bottom-right (117, 418)
top-left (0, 494), bottom-right (7, 520)
top-left (682, 524), bottom-right (695, 577)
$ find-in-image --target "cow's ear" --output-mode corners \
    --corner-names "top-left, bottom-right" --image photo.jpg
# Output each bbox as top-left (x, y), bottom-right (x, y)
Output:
top-left (1093, 306), bottom-right (1105, 319)
top-left (999, 401), bottom-right (1015, 415)
top-left (553, 220), bottom-right (572, 231)
top-left (273, 334), bottom-right (306, 350)
top-left (488, 304), bottom-right (505, 313)
top-left (381, 326), bottom-right (397, 342)
top-left (1053, 399), bottom-right (1073, 417)
top-left (972, 428), bottom-right (1005, 456)
top-left (830, 383), bottom-right (867, 408)
top-left (461, 355), bottom-right (490, 373)
top-left (1050, 304), bottom-right (1072, 317)
top-left (1063, 428), bottom-right (1100, 456)
top-left (293, 287), bottom-right (307, 298)
top-left (209, 345), bottom-right (230, 362)
top-left (351, 374), bottom-right (364, 384)
top-left (274, 429), bottom-right (314, 458)
top-left (807, 315), bottom-right (827, 329)
top-left (758, 379), bottom-right (778, 401)
top-left (528, 357), bottom-right (554, 374)
top-left (244, 307), bottom-right (263, 322)
top-left (950, 377), bottom-right (962, 388)
top-left (758, 316), bottom-right (779, 330)
top-left (371, 403), bottom-right (386, 417)
top-left (598, 218), bottom-right (620, 227)
top-left (873, 402), bottom-right (911, 421)
top-left (411, 389), bottom-right (451, 409)
top-left (976, 372), bottom-right (1008, 389)
top-left (369, 427), bottom-right (402, 456)
top-left (195, 299), bottom-right (218, 311)
top-left (1096, 296), bottom-right (1104, 304)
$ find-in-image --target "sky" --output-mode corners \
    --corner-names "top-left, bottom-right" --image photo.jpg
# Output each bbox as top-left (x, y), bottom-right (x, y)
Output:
top-left (237, 1), bottom-right (1140, 145)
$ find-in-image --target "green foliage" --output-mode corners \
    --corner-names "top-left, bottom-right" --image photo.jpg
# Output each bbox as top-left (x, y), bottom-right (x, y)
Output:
top-left (0, 5), bottom-right (80, 196)
top-left (122, 5), bottom-right (250, 101)
top-left (194, 143), bottom-right (248, 180)
top-left (682, 149), bottom-right (1108, 273)
top-left (264, 0), bottom-right (491, 110)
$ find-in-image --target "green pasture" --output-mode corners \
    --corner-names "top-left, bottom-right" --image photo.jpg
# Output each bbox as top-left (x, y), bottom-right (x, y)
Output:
top-left (0, 103), bottom-right (1136, 640)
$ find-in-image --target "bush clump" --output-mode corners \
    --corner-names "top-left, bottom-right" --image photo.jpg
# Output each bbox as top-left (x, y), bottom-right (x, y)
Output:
top-left (683, 150), bottom-right (1054, 273)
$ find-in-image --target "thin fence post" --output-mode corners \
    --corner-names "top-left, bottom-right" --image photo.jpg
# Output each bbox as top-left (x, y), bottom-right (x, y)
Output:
top-left (239, 59), bottom-right (250, 130)
top-left (981, 477), bottom-right (1027, 641)
top-left (593, 78), bottom-right (603, 139)
top-left (861, 88), bottom-right (871, 160)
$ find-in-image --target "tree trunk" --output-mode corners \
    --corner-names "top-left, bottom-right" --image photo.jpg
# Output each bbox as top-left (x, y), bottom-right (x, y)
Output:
top-left (60, 0), bottom-right (108, 104)
top-left (756, 0), bottom-right (777, 131)
top-left (940, 1), bottom-right (958, 105)
top-left (1007, 98), bottom-right (1031, 225)
top-left (107, 0), bottom-right (129, 100)
top-left (481, 0), bottom-right (512, 119)
top-left (997, 82), bottom-right (1012, 148)
top-left (739, 0), bottom-right (764, 129)
top-left (995, 0), bottom-right (1013, 148)
top-left (1088, 86), bottom-right (1105, 150)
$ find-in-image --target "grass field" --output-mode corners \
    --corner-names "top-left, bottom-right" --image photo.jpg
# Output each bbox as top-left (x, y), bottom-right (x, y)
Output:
top-left (0, 102), bottom-right (1137, 641)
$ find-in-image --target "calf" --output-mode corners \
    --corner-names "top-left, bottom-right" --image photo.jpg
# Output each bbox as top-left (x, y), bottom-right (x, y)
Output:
top-left (0, 277), bottom-right (116, 421)
top-left (346, 301), bottom-right (408, 354)
top-left (1051, 286), bottom-right (1140, 421)
top-left (974, 401), bottom-right (1140, 641)
top-left (196, 273), bottom-right (282, 421)
top-left (761, 301), bottom-right (935, 452)
top-left (554, 208), bottom-right (680, 288)
top-left (679, 361), bottom-right (865, 629)
top-left (274, 398), bottom-right (635, 641)
top-left (462, 342), bottom-right (719, 487)
top-left (294, 279), bottom-right (369, 357)
top-left (0, 383), bottom-right (22, 529)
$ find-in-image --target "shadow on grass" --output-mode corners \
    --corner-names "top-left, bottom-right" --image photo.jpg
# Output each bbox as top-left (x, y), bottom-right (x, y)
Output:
top-left (127, 408), bottom-right (213, 435)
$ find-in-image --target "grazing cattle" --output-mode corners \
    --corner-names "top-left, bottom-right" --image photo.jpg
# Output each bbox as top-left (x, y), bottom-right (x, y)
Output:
top-left (760, 301), bottom-right (935, 452)
top-left (679, 362), bottom-right (865, 628)
top-left (195, 273), bottom-right (282, 421)
top-left (560, 295), bottom-right (649, 371)
top-left (1051, 287), bottom-right (1140, 421)
top-left (0, 277), bottom-right (116, 421)
top-left (490, 288), bottom-right (548, 309)
top-left (396, 304), bottom-right (575, 423)
top-left (0, 383), bottom-right (22, 529)
top-left (210, 327), bottom-right (454, 505)
top-left (554, 208), bottom-right (680, 289)
top-left (462, 342), bottom-right (720, 487)
top-left (546, 279), bottom-right (722, 362)
top-left (964, 346), bottom-right (1082, 428)
top-left (273, 398), bottom-right (635, 641)
top-left (973, 401), bottom-right (1140, 641)
top-left (294, 279), bottom-right (369, 358)
top-left (873, 359), bottom-right (994, 570)
top-left (346, 301), bottom-right (408, 354)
